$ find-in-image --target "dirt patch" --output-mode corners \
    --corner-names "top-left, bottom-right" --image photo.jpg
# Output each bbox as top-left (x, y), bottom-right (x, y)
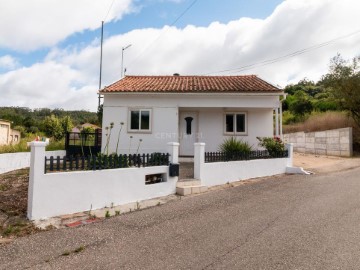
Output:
top-left (0, 169), bottom-right (40, 242)
top-left (293, 152), bottom-right (360, 174)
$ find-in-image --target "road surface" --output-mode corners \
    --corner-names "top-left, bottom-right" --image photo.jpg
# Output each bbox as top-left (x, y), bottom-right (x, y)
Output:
top-left (1, 167), bottom-right (360, 269)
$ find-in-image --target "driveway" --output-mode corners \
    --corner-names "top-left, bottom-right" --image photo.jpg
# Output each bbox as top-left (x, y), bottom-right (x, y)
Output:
top-left (1, 167), bottom-right (360, 269)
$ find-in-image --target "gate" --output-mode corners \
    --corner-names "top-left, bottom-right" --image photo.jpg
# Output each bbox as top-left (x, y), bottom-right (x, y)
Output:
top-left (65, 129), bottom-right (102, 157)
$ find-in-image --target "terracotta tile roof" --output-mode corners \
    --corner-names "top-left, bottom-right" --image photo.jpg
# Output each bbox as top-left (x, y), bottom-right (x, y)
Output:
top-left (100, 75), bottom-right (282, 93)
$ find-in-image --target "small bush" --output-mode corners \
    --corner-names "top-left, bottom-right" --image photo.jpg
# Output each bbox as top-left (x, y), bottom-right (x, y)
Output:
top-left (219, 137), bottom-right (252, 154)
top-left (257, 137), bottom-right (286, 157)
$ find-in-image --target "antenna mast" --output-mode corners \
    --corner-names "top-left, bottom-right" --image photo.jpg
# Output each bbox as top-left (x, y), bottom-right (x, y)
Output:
top-left (98, 21), bottom-right (104, 108)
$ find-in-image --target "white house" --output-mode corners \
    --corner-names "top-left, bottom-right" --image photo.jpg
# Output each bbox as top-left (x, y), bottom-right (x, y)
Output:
top-left (100, 75), bottom-right (284, 156)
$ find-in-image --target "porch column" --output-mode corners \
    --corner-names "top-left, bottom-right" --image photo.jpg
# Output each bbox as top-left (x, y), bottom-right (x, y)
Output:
top-left (279, 105), bottom-right (283, 138)
top-left (274, 108), bottom-right (279, 137)
top-left (194, 142), bottom-right (205, 181)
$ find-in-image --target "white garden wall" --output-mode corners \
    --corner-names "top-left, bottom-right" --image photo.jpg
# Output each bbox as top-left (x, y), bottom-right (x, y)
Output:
top-left (200, 158), bottom-right (289, 187)
top-left (194, 143), bottom-right (293, 187)
top-left (0, 150), bottom-right (66, 174)
top-left (27, 142), bottom-right (179, 220)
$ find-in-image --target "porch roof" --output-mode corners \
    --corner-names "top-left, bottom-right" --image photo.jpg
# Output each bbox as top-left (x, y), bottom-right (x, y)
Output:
top-left (100, 75), bottom-right (282, 94)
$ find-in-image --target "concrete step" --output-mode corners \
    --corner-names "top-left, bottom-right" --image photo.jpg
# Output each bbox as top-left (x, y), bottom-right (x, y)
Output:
top-left (177, 179), bottom-right (201, 187)
top-left (176, 184), bottom-right (208, 196)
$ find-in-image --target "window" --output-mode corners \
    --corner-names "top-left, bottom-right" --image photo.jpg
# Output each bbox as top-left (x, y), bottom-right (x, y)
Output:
top-left (129, 109), bottom-right (151, 132)
top-left (224, 112), bottom-right (247, 135)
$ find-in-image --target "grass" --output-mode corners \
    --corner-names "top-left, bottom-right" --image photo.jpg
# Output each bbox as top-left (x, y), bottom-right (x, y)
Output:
top-left (283, 111), bottom-right (360, 152)
top-left (0, 137), bottom-right (64, 154)
top-left (283, 111), bottom-right (354, 133)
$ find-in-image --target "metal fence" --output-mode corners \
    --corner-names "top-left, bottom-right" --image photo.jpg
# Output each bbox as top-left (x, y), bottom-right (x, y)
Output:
top-left (45, 153), bottom-right (170, 173)
top-left (204, 150), bottom-right (288, 163)
top-left (65, 129), bottom-right (102, 157)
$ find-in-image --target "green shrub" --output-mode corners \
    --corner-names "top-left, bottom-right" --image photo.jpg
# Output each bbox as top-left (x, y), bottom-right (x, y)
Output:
top-left (219, 137), bottom-right (252, 154)
top-left (257, 137), bottom-right (286, 157)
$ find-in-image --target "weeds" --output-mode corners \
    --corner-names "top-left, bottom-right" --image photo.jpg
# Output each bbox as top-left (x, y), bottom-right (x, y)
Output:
top-left (136, 201), bottom-right (141, 210)
top-left (74, 245), bottom-right (85, 253)
top-left (105, 211), bottom-right (111, 218)
top-left (62, 251), bottom-right (71, 256)
top-left (62, 245), bottom-right (85, 256)
top-left (115, 210), bottom-right (121, 216)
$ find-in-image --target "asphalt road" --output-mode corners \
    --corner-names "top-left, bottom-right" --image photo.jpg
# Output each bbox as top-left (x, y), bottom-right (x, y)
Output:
top-left (1, 167), bottom-right (360, 269)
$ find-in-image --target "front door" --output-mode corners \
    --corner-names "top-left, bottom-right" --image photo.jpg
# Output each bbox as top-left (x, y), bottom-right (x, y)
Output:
top-left (179, 112), bottom-right (198, 156)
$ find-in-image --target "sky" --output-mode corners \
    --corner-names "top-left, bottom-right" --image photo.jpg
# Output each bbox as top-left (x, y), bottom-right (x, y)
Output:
top-left (0, 0), bottom-right (359, 112)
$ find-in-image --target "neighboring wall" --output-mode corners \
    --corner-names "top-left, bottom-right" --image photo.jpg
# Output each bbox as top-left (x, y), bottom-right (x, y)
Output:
top-left (0, 150), bottom-right (66, 174)
top-left (283, 127), bottom-right (352, 157)
top-left (0, 120), bottom-right (20, 145)
top-left (0, 121), bottom-right (10, 145)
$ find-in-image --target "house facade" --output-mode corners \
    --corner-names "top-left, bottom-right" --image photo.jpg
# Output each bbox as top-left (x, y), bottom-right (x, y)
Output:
top-left (0, 119), bottom-right (21, 146)
top-left (100, 75), bottom-right (284, 156)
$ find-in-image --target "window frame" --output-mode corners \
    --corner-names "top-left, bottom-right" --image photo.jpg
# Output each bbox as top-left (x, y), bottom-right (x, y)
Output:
top-left (223, 112), bottom-right (247, 136)
top-left (128, 108), bottom-right (152, 133)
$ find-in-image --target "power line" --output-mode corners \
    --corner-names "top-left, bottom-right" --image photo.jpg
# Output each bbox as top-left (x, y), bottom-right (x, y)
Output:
top-left (103, 0), bottom-right (117, 22)
top-left (204, 29), bottom-right (360, 75)
top-left (127, 0), bottom-right (200, 69)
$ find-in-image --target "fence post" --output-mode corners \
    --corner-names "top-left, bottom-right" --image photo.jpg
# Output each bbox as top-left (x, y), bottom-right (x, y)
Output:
top-left (27, 141), bottom-right (47, 220)
top-left (167, 142), bottom-right (179, 164)
top-left (286, 143), bottom-right (293, 167)
top-left (194, 142), bottom-right (205, 181)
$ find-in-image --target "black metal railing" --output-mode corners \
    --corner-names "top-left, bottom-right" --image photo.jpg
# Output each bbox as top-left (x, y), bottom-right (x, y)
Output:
top-left (45, 153), bottom-right (170, 173)
top-left (205, 150), bottom-right (288, 163)
top-left (65, 129), bottom-right (102, 157)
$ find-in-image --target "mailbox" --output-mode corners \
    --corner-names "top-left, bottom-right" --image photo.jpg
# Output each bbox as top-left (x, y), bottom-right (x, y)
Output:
top-left (169, 163), bottom-right (179, 177)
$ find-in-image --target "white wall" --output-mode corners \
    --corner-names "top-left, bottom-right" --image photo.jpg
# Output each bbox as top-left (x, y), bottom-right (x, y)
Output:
top-left (29, 166), bottom-right (177, 220)
top-left (103, 93), bottom-right (279, 155)
top-left (102, 106), bottom-right (178, 154)
top-left (0, 150), bottom-right (66, 174)
top-left (200, 158), bottom-right (289, 187)
top-left (194, 142), bottom-right (293, 187)
top-left (197, 108), bottom-right (273, 152)
top-left (27, 142), bottom-right (179, 220)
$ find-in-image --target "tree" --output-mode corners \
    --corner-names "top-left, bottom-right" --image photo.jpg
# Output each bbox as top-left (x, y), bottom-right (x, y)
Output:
top-left (43, 115), bottom-right (63, 140)
top-left (60, 115), bottom-right (74, 134)
top-left (321, 54), bottom-right (360, 126)
top-left (288, 90), bottom-right (313, 116)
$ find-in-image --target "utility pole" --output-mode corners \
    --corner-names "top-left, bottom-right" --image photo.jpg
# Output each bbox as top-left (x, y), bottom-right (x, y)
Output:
top-left (98, 21), bottom-right (104, 108)
top-left (121, 44), bottom-right (132, 78)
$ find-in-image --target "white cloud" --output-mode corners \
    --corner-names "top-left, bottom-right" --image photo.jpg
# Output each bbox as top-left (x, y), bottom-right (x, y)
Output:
top-left (0, 0), bottom-right (134, 51)
top-left (0, 0), bottom-right (359, 111)
top-left (0, 55), bottom-right (19, 70)
top-left (0, 62), bottom-right (98, 110)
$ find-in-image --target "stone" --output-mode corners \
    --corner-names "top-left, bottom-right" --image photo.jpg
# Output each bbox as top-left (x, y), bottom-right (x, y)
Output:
top-left (315, 138), bottom-right (326, 144)
top-left (176, 187), bottom-right (191, 196)
top-left (0, 211), bottom-right (8, 227)
top-left (191, 186), bottom-right (201, 194)
top-left (315, 144), bottom-right (327, 150)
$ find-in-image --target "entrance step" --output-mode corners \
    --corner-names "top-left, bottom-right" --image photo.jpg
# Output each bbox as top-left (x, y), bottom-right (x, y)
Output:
top-left (176, 179), bottom-right (208, 196)
top-left (179, 162), bottom-right (194, 179)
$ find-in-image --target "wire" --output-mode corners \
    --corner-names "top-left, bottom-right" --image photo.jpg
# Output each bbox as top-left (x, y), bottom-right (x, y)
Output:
top-left (127, 0), bottom-right (200, 69)
top-left (103, 0), bottom-right (117, 22)
top-left (203, 29), bottom-right (360, 75)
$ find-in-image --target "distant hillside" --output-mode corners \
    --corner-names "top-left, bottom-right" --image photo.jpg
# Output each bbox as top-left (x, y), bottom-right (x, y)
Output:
top-left (0, 107), bottom-right (99, 129)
